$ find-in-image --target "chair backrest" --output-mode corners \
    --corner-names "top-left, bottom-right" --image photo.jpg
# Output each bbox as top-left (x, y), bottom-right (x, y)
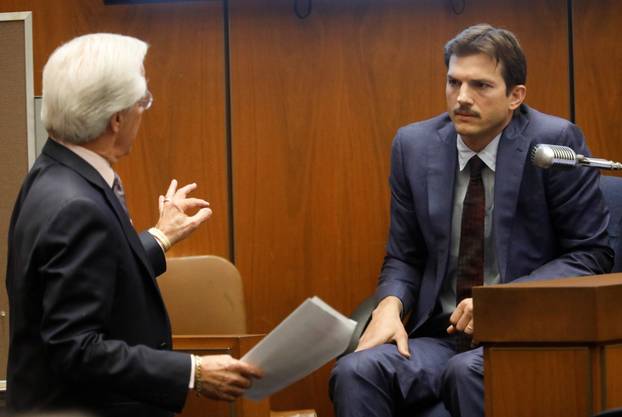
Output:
top-left (157, 255), bottom-right (247, 334)
top-left (600, 175), bottom-right (622, 272)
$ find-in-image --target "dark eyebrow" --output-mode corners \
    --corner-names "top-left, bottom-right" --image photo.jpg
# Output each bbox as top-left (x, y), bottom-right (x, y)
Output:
top-left (470, 78), bottom-right (496, 85)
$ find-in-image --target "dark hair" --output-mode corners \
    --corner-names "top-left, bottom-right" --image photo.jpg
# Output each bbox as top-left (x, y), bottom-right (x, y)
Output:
top-left (444, 24), bottom-right (527, 92)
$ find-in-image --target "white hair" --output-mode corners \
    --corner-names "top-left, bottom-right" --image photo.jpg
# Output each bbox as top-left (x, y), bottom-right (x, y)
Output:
top-left (41, 33), bottom-right (148, 144)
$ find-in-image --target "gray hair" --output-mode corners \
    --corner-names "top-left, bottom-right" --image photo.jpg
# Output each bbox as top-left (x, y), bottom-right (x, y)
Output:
top-left (41, 33), bottom-right (148, 144)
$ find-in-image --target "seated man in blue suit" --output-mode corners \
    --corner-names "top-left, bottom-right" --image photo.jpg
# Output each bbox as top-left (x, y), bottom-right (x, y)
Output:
top-left (330, 24), bottom-right (613, 417)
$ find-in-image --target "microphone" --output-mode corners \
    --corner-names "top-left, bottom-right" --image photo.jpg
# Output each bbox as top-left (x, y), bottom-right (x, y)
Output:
top-left (530, 144), bottom-right (622, 170)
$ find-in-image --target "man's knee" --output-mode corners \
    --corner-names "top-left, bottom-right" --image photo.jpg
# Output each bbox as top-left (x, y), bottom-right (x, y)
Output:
top-left (441, 352), bottom-right (482, 387)
top-left (330, 350), bottom-right (380, 403)
top-left (440, 351), bottom-right (484, 417)
top-left (331, 350), bottom-right (379, 387)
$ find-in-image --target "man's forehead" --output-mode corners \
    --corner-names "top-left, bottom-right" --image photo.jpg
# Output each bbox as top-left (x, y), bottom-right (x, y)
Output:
top-left (447, 53), bottom-right (503, 78)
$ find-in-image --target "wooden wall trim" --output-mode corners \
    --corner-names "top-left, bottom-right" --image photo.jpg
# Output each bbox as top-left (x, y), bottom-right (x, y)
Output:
top-left (0, 11), bottom-right (34, 380)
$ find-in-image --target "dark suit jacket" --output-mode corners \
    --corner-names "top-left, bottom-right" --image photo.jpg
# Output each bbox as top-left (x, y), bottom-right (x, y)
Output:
top-left (375, 105), bottom-right (614, 332)
top-left (6, 139), bottom-right (191, 417)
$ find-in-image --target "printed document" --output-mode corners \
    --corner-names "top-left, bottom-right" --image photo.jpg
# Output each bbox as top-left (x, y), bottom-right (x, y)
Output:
top-left (242, 296), bottom-right (357, 400)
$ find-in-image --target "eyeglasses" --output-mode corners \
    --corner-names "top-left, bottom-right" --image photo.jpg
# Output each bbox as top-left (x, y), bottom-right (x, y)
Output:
top-left (136, 90), bottom-right (153, 110)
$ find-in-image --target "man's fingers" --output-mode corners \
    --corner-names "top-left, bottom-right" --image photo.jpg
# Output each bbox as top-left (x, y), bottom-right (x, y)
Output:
top-left (395, 332), bottom-right (411, 358)
top-left (455, 313), bottom-right (471, 332)
top-left (177, 198), bottom-right (210, 212)
top-left (189, 207), bottom-right (213, 224)
top-left (175, 182), bottom-right (198, 198)
top-left (165, 179), bottom-right (178, 199)
top-left (464, 321), bottom-right (475, 335)
top-left (158, 195), bottom-right (165, 213)
top-left (230, 361), bottom-right (264, 379)
top-left (355, 329), bottom-right (379, 352)
top-left (355, 339), bottom-right (372, 352)
top-left (449, 302), bottom-right (464, 326)
top-left (223, 373), bottom-right (253, 390)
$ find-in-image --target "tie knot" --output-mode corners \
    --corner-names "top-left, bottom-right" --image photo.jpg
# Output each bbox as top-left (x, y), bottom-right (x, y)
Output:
top-left (113, 173), bottom-right (122, 190)
top-left (469, 156), bottom-right (484, 179)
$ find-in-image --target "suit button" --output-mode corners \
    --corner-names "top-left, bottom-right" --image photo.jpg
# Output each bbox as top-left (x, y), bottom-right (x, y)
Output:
top-left (159, 342), bottom-right (168, 349)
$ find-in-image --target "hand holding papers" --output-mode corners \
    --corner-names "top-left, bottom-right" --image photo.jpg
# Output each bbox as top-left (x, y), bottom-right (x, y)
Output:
top-left (242, 296), bottom-right (357, 400)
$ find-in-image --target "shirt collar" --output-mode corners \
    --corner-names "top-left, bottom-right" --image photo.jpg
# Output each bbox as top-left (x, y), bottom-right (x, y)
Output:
top-left (456, 133), bottom-right (501, 172)
top-left (53, 139), bottom-right (116, 187)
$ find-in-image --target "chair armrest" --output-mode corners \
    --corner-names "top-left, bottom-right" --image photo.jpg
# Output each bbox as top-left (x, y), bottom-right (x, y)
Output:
top-left (593, 409), bottom-right (622, 417)
top-left (340, 296), bottom-right (376, 357)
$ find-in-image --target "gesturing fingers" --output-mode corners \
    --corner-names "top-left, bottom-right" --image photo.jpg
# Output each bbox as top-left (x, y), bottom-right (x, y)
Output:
top-left (165, 179), bottom-right (178, 200)
top-left (174, 182), bottom-right (198, 199)
top-left (175, 197), bottom-right (210, 212)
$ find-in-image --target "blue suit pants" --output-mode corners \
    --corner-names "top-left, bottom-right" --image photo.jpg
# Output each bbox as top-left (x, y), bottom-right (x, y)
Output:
top-left (329, 337), bottom-right (484, 417)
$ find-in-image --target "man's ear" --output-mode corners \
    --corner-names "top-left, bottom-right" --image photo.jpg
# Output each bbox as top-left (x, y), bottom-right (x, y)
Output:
top-left (109, 112), bottom-right (122, 134)
top-left (508, 84), bottom-right (527, 111)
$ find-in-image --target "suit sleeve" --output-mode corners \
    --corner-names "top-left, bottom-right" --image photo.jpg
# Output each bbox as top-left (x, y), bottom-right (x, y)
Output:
top-left (375, 130), bottom-right (426, 314)
top-left (139, 231), bottom-right (166, 277)
top-left (38, 197), bottom-right (190, 412)
top-left (518, 123), bottom-right (614, 281)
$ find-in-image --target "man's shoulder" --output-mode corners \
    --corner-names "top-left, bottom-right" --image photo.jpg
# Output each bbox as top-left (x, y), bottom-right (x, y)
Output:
top-left (394, 113), bottom-right (452, 143)
top-left (521, 105), bottom-right (575, 136)
top-left (21, 156), bottom-right (104, 215)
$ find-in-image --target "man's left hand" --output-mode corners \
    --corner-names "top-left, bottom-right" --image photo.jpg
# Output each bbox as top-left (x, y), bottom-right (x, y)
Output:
top-left (155, 179), bottom-right (212, 247)
top-left (447, 297), bottom-right (474, 335)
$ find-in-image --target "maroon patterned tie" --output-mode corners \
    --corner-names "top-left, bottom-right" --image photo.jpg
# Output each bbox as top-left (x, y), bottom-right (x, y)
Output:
top-left (455, 156), bottom-right (485, 351)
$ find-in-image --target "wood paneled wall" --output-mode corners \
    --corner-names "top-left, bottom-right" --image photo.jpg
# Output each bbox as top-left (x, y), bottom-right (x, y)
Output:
top-left (574, 0), bottom-right (622, 162)
top-left (0, 0), bottom-right (620, 416)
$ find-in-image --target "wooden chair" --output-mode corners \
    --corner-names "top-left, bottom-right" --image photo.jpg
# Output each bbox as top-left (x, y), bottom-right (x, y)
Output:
top-left (158, 255), bottom-right (317, 417)
top-left (158, 255), bottom-right (247, 334)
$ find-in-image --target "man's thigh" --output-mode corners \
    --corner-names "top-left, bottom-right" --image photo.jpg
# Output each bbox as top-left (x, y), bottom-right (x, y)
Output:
top-left (331, 336), bottom-right (455, 405)
top-left (398, 337), bottom-right (456, 405)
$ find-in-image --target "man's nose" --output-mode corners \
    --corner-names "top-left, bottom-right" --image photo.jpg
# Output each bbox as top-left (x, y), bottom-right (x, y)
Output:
top-left (457, 84), bottom-right (473, 105)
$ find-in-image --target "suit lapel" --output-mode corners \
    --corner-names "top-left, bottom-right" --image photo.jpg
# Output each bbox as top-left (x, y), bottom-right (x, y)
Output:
top-left (493, 111), bottom-right (530, 282)
top-left (42, 139), bottom-right (155, 277)
top-left (429, 122), bottom-right (458, 284)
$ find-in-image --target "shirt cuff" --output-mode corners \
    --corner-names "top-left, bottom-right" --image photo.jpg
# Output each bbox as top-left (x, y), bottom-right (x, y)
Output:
top-left (147, 229), bottom-right (167, 254)
top-left (189, 354), bottom-right (196, 389)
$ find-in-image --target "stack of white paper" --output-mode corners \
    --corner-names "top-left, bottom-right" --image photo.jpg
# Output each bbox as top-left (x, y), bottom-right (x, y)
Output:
top-left (242, 296), bottom-right (357, 400)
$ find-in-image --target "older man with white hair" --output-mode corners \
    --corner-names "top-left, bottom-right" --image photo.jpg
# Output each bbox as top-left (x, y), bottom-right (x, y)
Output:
top-left (5, 33), bottom-right (262, 417)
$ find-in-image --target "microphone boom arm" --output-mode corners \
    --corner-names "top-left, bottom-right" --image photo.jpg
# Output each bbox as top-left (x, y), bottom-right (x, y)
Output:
top-left (577, 155), bottom-right (622, 170)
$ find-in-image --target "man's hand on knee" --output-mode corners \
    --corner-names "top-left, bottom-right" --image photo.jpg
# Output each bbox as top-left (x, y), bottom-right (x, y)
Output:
top-left (355, 296), bottom-right (410, 358)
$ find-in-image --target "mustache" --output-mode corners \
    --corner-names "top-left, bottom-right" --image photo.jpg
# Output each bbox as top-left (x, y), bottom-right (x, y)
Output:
top-left (453, 107), bottom-right (480, 118)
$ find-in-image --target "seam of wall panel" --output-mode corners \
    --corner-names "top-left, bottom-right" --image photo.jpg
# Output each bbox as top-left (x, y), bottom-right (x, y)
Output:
top-left (567, 0), bottom-right (576, 123)
top-left (223, 0), bottom-right (236, 264)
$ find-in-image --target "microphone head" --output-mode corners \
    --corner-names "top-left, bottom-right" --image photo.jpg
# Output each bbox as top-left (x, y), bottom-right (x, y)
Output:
top-left (530, 144), bottom-right (578, 169)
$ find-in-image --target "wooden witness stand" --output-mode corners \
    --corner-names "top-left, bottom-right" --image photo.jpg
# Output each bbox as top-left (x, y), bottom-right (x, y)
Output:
top-left (474, 273), bottom-right (622, 417)
top-left (173, 335), bottom-right (270, 417)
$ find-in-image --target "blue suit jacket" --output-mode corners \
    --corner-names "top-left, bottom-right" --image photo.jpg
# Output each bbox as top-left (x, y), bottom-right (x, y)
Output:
top-left (375, 105), bottom-right (614, 332)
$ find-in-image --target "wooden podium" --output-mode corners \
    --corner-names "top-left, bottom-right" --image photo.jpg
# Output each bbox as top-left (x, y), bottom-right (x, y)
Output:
top-left (474, 273), bottom-right (622, 417)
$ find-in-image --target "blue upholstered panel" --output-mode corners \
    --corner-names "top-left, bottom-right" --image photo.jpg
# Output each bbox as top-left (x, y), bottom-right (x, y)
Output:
top-left (600, 175), bottom-right (622, 272)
